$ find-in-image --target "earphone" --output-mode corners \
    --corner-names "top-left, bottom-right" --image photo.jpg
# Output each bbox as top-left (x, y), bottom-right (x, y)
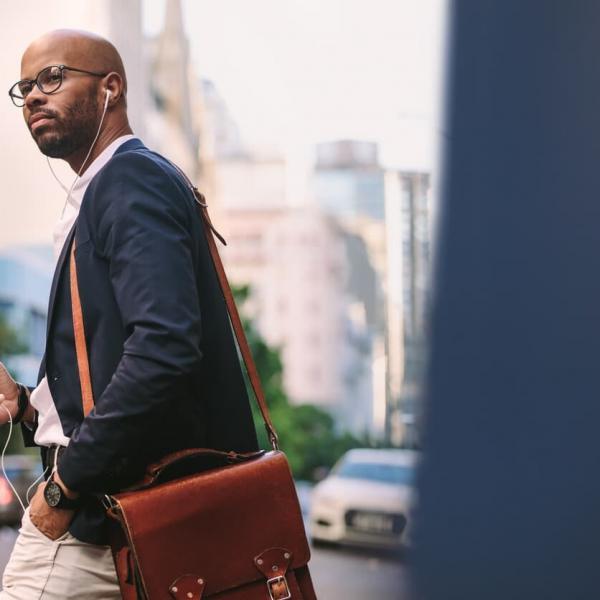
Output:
top-left (21, 85), bottom-right (116, 509)
top-left (0, 402), bottom-right (48, 512)
top-left (47, 86), bottom-right (113, 217)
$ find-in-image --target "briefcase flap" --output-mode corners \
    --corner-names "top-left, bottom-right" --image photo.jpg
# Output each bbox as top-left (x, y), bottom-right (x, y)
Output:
top-left (110, 450), bottom-right (311, 598)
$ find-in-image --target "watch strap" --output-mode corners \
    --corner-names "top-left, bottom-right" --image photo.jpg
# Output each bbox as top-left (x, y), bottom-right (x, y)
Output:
top-left (13, 384), bottom-right (30, 424)
top-left (46, 473), bottom-right (81, 510)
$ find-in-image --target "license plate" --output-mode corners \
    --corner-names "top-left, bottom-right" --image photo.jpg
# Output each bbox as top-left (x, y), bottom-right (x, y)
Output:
top-left (346, 511), bottom-right (400, 534)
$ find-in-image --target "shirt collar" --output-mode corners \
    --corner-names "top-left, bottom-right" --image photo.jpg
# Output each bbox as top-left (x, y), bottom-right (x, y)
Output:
top-left (70, 134), bottom-right (138, 200)
top-left (52, 135), bottom-right (139, 259)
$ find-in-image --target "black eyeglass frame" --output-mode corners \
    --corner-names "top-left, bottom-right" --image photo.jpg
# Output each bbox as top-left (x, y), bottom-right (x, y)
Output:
top-left (8, 64), bottom-right (108, 107)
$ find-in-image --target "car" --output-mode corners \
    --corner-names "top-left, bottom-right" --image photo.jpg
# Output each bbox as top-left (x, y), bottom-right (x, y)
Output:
top-left (309, 448), bottom-right (417, 549)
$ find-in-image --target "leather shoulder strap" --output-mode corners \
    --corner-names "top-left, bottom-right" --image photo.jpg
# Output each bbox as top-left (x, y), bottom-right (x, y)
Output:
top-left (70, 239), bottom-right (95, 418)
top-left (69, 180), bottom-right (280, 450)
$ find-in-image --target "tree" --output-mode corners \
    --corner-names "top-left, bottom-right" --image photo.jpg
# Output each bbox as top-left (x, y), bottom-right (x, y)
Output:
top-left (0, 313), bottom-right (27, 360)
top-left (0, 312), bottom-right (29, 454)
top-left (232, 284), bottom-right (365, 481)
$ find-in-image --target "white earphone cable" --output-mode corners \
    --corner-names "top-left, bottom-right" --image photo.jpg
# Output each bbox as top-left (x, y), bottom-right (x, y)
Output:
top-left (0, 403), bottom-right (26, 513)
top-left (25, 465), bottom-right (49, 505)
top-left (48, 89), bottom-right (111, 219)
top-left (1, 90), bottom-right (113, 513)
top-left (45, 157), bottom-right (70, 194)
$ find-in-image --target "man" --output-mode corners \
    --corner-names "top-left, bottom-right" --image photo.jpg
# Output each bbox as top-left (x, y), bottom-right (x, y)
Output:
top-left (0, 29), bottom-right (258, 599)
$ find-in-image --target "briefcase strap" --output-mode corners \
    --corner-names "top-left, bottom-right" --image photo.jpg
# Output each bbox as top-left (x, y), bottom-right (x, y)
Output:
top-left (68, 170), bottom-right (279, 450)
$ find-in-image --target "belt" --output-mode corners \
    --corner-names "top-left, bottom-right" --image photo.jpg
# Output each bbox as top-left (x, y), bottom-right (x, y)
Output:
top-left (44, 444), bottom-right (66, 474)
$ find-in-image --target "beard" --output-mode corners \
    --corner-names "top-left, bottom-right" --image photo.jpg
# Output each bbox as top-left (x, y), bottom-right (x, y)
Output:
top-left (29, 90), bottom-right (101, 159)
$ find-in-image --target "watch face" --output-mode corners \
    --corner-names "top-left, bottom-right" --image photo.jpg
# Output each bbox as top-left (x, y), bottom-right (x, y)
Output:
top-left (44, 481), bottom-right (62, 508)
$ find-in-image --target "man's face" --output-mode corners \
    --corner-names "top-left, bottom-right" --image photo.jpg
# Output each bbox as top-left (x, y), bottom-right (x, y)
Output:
top-left (19, 44), bottom-right (102, 159)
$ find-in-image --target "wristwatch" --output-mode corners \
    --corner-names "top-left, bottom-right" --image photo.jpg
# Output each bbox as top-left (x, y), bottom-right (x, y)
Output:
top-left (43, 472), bottom-right (80, 510)
top-left (13, 383), bottom-right (30, 424)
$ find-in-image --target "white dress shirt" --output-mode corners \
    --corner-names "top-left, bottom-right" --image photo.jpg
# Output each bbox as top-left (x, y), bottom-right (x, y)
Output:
top-left (30, 135), bottom-right (137, 447)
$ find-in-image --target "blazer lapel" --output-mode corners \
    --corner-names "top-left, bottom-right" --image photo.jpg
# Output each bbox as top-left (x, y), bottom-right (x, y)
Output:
top-left (45, 219), bottom-right (77, 341)
top-left (43, 138), bottom-right (145, 344)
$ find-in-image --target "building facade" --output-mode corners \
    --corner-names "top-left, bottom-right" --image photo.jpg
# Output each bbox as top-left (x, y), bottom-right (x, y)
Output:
top-left (314, 140), bottom-right (385, 221)
top-left (0, 245), bottom-right (54, 384)
top-left (311, 140), bottom-right (388, 438)
top-left (385, 170), bottom-right (432, 447)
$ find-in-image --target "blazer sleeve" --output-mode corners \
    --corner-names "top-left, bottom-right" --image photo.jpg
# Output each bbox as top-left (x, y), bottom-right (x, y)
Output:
top-left (57, 153), bottom-right (203, 493)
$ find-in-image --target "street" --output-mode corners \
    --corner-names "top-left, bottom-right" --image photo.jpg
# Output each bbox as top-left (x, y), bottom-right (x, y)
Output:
top-left (310, 542), bottom-right (411, 599)
top-left (0, 525), bottom-right (409, 599)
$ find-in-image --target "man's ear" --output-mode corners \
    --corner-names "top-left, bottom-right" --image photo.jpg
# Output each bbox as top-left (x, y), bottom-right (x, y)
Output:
top-left (104, 72), bottom-right (125, 105)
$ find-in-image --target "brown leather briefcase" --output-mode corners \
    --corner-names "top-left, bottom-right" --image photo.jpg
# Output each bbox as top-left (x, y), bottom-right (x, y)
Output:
top-left (69, 173), bottom-right (317, 599)
top-left (106, 449), bottom-right (314, 599)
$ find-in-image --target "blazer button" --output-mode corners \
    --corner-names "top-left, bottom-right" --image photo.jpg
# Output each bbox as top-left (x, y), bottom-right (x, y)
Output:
top-left (51, 374), bottom-right (60, 382)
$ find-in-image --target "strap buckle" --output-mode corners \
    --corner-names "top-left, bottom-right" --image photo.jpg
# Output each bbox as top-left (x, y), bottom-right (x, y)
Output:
top-left (266, 575), bottom-right (291, 600)
top-left (192, 186), bottom-right (208, 207)
top-left (101, 494), bottom-right (116, 511)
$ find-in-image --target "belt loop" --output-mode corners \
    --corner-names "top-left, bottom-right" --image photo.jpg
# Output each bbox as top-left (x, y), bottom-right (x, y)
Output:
top-left (53, 446), bottom-right (59, 474)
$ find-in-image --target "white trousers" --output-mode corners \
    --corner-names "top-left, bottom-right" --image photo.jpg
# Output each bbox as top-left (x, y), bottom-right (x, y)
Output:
top-left (0, 508), bottom-right (121, 599)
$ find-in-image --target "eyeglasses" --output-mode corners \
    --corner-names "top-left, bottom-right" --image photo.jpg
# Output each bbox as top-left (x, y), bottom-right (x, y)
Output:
top-left (8, 64), bottom-right (108, 107)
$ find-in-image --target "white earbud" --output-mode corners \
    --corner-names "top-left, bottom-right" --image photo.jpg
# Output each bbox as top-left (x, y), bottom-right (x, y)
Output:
top-left (102, 89), bottom-right (111, 112)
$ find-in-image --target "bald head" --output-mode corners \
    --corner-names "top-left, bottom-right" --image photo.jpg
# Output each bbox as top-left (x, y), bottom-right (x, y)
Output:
top-left (21, 29), bottom-right (127, 96)
top-left (17, 28), bottom-right (133, 170)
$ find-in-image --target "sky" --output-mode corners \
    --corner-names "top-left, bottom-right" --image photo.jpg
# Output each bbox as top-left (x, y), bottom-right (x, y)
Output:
top-left (144, 0), bottom-right (447, 171)
top-left (0, 1), bottom-right (447, 248)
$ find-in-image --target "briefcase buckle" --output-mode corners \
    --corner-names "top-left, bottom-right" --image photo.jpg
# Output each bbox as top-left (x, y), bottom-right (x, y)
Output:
top-left (267, 574), bottom-right (291, 600)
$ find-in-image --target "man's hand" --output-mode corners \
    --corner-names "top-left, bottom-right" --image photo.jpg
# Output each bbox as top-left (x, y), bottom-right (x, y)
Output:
top-left (29, 482), bottom-right (75, 541)
top-left (0, 362), bottom-right (19, 424)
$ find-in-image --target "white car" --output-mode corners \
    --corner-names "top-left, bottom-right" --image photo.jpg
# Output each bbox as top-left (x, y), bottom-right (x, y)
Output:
top-left (309, 448), bottom-right (417, 549)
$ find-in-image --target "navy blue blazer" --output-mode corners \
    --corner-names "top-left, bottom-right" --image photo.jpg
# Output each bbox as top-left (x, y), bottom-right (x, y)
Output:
top-left (24, 139), bottom-right (258, 543)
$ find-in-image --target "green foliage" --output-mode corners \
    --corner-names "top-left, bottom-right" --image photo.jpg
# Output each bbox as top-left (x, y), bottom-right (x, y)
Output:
top-left (232, 284), bottom-right (366, 481)
top-left (0, 313), bottom-right (29, 454)
top-left (0, 313), bottom-right (27, 360)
